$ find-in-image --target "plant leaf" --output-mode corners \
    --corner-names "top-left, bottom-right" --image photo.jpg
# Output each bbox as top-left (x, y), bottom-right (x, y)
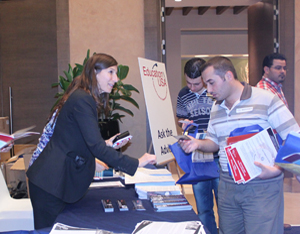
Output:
top-left (51, 82), bottom-right (59, 88)
top-left (122, 84), bottom-right (139, 93)
top-left (119, 96), bottom-right (139, 108)
top-left (117, 65), bottom-right (129, 80)
top-left (110, 113), bottom-right (125, 122)
top-left (83, 49), bottom-right (90, 65)
top-left (110, 93), bottom-right (121, 100)
top-left (59, 76), bottom-right (71, 91)
top-left (64, 70), bottom-right (73, 83)
top-left (120, 89), bottom-right (131, 96)
top-left (113, 106), bottom-right (134, 116)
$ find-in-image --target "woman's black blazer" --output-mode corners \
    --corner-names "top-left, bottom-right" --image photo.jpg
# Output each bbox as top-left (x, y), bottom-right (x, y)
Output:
top-left (27, 89), bottom-right (138, 203)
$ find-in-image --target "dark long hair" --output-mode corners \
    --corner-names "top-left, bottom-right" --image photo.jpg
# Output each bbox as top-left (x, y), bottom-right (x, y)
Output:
top-left (50, 53), bottom-right (118, 122)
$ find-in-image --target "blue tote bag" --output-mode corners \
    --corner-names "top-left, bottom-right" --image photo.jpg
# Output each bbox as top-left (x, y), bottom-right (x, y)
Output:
top-left (169, 125), bottom-right (219, 184)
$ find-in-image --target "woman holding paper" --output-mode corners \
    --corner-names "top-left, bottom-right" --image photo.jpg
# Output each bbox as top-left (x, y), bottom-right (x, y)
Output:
top-left (26, 53), bottom-right (156, 229)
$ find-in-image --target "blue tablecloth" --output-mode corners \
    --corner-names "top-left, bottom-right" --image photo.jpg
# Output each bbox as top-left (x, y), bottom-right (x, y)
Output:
top-left (3, 178), bottom-right (205, 234)
top-left (53, 181), bottom-right (202, 233)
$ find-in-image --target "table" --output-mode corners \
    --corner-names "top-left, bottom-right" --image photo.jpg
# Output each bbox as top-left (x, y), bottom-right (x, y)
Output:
top-left (53, 179), bottom-right (203, 233)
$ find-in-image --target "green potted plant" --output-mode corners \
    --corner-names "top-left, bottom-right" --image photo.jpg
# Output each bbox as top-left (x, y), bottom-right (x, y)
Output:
top-left (52, 49), bottom-right (140, 139)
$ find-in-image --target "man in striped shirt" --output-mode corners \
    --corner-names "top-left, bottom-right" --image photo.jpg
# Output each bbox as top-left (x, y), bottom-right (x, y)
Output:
top-left (256, 53), bottom-right (288, 107)
top-left (179, 56), bottom-right (299, 234)
top-left (176, 58), bottom-right (219, 234)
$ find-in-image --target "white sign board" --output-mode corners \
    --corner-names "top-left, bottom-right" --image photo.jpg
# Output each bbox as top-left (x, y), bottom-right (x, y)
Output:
top-left (138, 57), bottom-right (177, 165)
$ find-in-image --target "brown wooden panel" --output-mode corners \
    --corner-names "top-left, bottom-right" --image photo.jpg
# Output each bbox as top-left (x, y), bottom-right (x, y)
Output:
top-left (279, 0), bottom-right (295, 114)
top-left (0, 0), bottom-right (68, 144)
top-left (248, 0), bottom-right (274, 86)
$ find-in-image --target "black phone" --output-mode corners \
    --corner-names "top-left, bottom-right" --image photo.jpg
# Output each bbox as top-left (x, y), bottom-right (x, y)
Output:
top-left (113, 131), bottom-right (130, 144)
top-left (173, 135), bottom-right (191, 141)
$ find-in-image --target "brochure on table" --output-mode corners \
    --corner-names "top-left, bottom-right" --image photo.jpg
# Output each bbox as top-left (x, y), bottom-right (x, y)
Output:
top-left (138, 58), bottom-right (177, 165)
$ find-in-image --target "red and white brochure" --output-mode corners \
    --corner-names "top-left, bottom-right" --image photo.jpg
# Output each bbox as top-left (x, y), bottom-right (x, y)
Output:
top-left (225, 146), bottom-right (243, 183)
top-left (225, 127), bottom-right (279, 184)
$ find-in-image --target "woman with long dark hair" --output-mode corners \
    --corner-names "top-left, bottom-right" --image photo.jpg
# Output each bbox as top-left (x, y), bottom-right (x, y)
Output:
top-left (27, 53), bottom-right (156, 229)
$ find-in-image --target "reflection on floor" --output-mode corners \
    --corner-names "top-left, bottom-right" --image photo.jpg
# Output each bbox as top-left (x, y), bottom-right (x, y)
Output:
top-left (169, 161), bottom-right (300, 227)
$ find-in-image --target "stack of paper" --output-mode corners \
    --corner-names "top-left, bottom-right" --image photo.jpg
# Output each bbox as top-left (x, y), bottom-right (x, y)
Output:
top-left (225, 127), bottom-right (279, 184)
top-left (149, 194), bottom-right (192, 212)
top-left (50, 223), bottom-right (117, 234)
top-left (132, 220), bottom-right (205, 234)
top-left (0, 126), bottom-right (39, 149)
top-left (125, 168), bottom-right (181, 199)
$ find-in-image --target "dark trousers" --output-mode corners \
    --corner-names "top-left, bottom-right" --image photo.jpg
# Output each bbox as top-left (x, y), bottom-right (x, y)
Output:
top-left (29, 181), bottom-right (66, 230)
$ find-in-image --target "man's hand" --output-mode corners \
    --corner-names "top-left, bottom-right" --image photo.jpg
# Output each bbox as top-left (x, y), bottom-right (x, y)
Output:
top-left (178, 135), bottom-right (200, 153)
top-left (178, 119), bottom-right (194, 131)
top-left (254, 161), bottom-right (282, 179)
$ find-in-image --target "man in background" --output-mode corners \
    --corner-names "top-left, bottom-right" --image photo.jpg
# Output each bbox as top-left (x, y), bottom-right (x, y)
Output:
top-left (256, 53), bottom-right (288, 107)
top-left (176, 58), bottom-right (219, 234)
top-left (256, 53), bottom-right (292, 230)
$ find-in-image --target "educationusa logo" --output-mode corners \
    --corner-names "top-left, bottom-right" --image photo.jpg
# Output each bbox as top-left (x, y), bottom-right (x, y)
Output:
top-left (142, 63), bottom-right (167, 100)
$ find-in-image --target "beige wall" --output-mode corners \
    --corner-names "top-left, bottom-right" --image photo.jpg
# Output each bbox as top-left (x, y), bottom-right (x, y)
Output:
top-left (69, 0), bottom-right (147, 158)
top-left (295, 1), bottom-right (300, 123)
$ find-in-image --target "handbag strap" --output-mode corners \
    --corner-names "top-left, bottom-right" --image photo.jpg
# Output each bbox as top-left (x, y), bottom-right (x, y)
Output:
top-left (184, 124), bottom-right (199, 138)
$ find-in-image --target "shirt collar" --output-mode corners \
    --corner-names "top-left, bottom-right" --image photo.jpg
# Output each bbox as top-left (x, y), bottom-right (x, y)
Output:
top-left (262, 77), bottom-right (283, 88)
top-left (215, 82), bottom-right (252, 105)
top-left (189, 88), bottom-right (207, 97)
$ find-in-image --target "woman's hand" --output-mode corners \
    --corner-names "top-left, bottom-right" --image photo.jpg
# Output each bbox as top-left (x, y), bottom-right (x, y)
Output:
top-left (105, 133), bottom-right (120, 147)
top-left (105, 133), bottom-right (131, 149)
top-left (138, 153), bottom-right (157, 167)
top-left (95, 158), bottom-right (109, 172)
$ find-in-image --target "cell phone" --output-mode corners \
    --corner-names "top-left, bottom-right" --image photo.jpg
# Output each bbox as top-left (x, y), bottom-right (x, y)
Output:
top-left (112, 131), bottom-right (130, 144)
top-left (173, 135), bottom-right (191, 141)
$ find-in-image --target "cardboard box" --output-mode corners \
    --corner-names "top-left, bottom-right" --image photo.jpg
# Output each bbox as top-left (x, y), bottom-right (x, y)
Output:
top-left (1, 144), bottom-right (36, 163)
top-left (0, 116), bottom-right (9, 134)
top-left (1, 145), bottom-right (36, 187)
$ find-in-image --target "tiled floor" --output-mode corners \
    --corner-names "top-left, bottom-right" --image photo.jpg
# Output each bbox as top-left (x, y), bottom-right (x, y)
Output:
top-left (169, 161), bottom-right (300, 227)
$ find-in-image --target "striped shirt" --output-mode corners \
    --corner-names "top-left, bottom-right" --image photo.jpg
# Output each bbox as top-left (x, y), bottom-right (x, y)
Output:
top-left (176, 86), bottom-right (214, 131)
top-left (256, 77), bottom-right (288, 108)
top-left (206, 82), bottom-right (299, 171)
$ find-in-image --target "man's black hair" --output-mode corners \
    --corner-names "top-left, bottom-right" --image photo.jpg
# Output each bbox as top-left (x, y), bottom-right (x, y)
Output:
top-left (184, 58), bottom-right (206, 79)
top-left (262, 53), bottom-right (286, 75)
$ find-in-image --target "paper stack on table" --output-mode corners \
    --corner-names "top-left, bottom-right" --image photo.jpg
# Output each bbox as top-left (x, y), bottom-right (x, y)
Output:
top-left (149, 194), bottom-right (192, 212)
top-left (125, 168), bottom-right (181, 199)
top-left (132, 220), bottom-right (205, 234)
